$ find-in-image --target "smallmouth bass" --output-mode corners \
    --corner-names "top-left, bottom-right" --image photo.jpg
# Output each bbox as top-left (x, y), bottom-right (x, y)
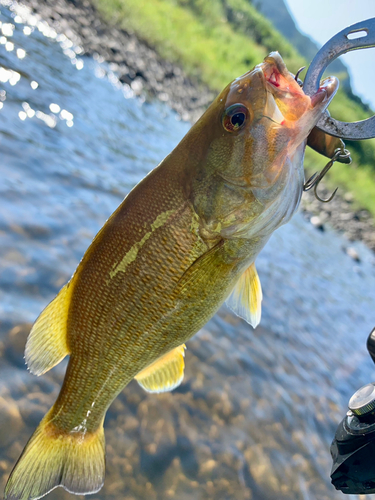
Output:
top-left (5, 52), bottom-right (338, 500)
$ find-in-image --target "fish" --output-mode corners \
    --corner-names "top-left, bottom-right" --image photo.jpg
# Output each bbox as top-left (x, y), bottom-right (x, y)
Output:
top-left (5, 52), bottom-right (338, 500)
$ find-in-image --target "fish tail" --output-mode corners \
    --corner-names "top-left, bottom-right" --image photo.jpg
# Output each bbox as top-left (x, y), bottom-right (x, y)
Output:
top-left (4, 407), bottom-right (105, 500)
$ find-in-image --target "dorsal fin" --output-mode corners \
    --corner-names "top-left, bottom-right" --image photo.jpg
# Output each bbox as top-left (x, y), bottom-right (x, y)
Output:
top-left (135, 344), bottom-right (186, 393)
top-left (225, 262), bottom-right (262, 328)
top-left (25, 283), bottom-right (73, 376)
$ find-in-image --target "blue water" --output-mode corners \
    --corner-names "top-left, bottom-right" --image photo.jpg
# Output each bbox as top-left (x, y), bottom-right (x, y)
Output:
top-left (0, 1), bottom-right (374, 499)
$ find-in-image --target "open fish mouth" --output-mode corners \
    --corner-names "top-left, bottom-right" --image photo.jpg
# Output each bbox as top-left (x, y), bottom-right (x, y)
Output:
top-left (260, 52), bottom-right (339, 116)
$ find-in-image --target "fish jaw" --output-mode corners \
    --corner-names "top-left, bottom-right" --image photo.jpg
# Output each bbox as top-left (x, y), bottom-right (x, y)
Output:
top-left (243, 52), bottom-right (339, 191)
top-left (260, 51), bottom-right (339, 143)
top-left (188, 52), bottom-right (338, 242)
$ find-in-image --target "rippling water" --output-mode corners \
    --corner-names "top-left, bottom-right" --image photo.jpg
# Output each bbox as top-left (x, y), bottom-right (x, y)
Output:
top-left (0, 2), bottom-right (375, 499)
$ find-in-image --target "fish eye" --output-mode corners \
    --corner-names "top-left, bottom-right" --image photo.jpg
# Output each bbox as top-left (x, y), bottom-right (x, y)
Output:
top-left (222, 104), bottom-right (249, 132)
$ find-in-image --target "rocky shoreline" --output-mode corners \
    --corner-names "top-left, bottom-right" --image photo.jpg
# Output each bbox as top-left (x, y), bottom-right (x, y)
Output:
top-left (18, 0), bottom-right (375, 254)
top-left (22, 0), bottom-right (214, 123)
top-left (300, 183), bottom-right (375, 255)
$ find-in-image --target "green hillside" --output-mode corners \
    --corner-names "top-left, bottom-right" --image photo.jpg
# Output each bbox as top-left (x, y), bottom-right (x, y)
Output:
top-left (93, 0), bottom-right (375, 216)
top-left (255, 0), bottom-right (352, 92)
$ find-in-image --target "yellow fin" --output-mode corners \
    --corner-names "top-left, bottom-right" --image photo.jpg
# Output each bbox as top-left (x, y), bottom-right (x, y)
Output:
top-left (135, 344), bottom-right (186, 393)
top-left (4, 407), bottom-right (105, 500)
top-left (25, 283), bottom-right (72, 376)
top-left (225, 262), bottom-right (262, 328)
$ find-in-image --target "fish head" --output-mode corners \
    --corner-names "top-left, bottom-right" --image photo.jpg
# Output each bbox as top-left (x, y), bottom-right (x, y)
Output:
top-left (188, 52), bottom-right (338, 239)
top-left (217, 50), bottom-right (338, 188)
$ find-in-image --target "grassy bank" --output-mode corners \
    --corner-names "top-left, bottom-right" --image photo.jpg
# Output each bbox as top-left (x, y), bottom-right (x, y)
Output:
top-left (93, 0), bottom-right (375, 216)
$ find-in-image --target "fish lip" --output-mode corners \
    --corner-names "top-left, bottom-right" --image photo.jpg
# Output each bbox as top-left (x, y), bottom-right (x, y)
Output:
top-left (261, 52), bottom-right (339, 113)
top-left (310, 75), bottom-right (339, 108)
top-left (260, 52), bottom-right (304, 100)
top-left (263, 52), bottom-right (289, 79)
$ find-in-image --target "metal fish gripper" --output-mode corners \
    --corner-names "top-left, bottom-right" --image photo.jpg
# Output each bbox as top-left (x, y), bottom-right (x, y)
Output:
top-left (303, 17), bottom-right (375, 141)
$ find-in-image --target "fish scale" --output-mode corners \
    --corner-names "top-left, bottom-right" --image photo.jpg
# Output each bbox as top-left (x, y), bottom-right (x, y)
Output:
top-left (57, 185), bottom-right (215, 431)
top-left (5, 52), bottom-right (340, 500)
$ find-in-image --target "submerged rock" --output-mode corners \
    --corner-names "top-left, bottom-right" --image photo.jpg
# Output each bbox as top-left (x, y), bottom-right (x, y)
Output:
top-left (0, 397), bottom-right (23, 448)
top-left (4, 324), bottom-right (31, 369)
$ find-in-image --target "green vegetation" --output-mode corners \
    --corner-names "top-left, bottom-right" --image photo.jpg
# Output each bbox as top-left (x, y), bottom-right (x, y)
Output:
top-left (93, 0), bottom-right (375, 215)
top-left (94, 0), bottom-right (304, 87)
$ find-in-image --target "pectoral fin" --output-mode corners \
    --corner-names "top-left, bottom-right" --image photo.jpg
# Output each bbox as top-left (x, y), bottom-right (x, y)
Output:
top-left (225, 262), bottom-right (262, 328)
top-left (135, 344), bottom-right (186, 393)
top-left (25, 283), bottom-right (72, 376)
top-left (175, 239), bottom-right (227, 293)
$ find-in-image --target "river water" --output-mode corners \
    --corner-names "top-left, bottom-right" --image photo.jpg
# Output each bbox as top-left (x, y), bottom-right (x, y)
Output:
top-left (0, 2), bottom-right (375, 499)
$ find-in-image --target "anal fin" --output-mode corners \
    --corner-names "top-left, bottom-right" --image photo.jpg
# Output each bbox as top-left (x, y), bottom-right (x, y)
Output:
top-left (225, 262), bottom-right (262, 328)
top-left (135, 344), bottom-right (186, 393)
top-left (25, 283), bottom-right (73, 376)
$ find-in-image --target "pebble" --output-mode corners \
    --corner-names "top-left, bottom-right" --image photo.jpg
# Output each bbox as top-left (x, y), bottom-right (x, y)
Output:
top-left (345, 246), bottom-right (361, 262)
top-left (0, 396), bottom-right (23, 448)
top-left (310, 215), bottom-right (324, 231)
top-left (4, 324), bottom-right (31, 368)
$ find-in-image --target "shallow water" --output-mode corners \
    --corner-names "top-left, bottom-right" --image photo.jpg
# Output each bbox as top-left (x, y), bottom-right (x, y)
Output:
top-left (0, 2), bottom-right (375, 499)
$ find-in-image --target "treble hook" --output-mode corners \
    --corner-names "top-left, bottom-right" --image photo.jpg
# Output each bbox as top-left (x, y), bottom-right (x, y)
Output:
top-left (303, 148), bottom-right (352, 202)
